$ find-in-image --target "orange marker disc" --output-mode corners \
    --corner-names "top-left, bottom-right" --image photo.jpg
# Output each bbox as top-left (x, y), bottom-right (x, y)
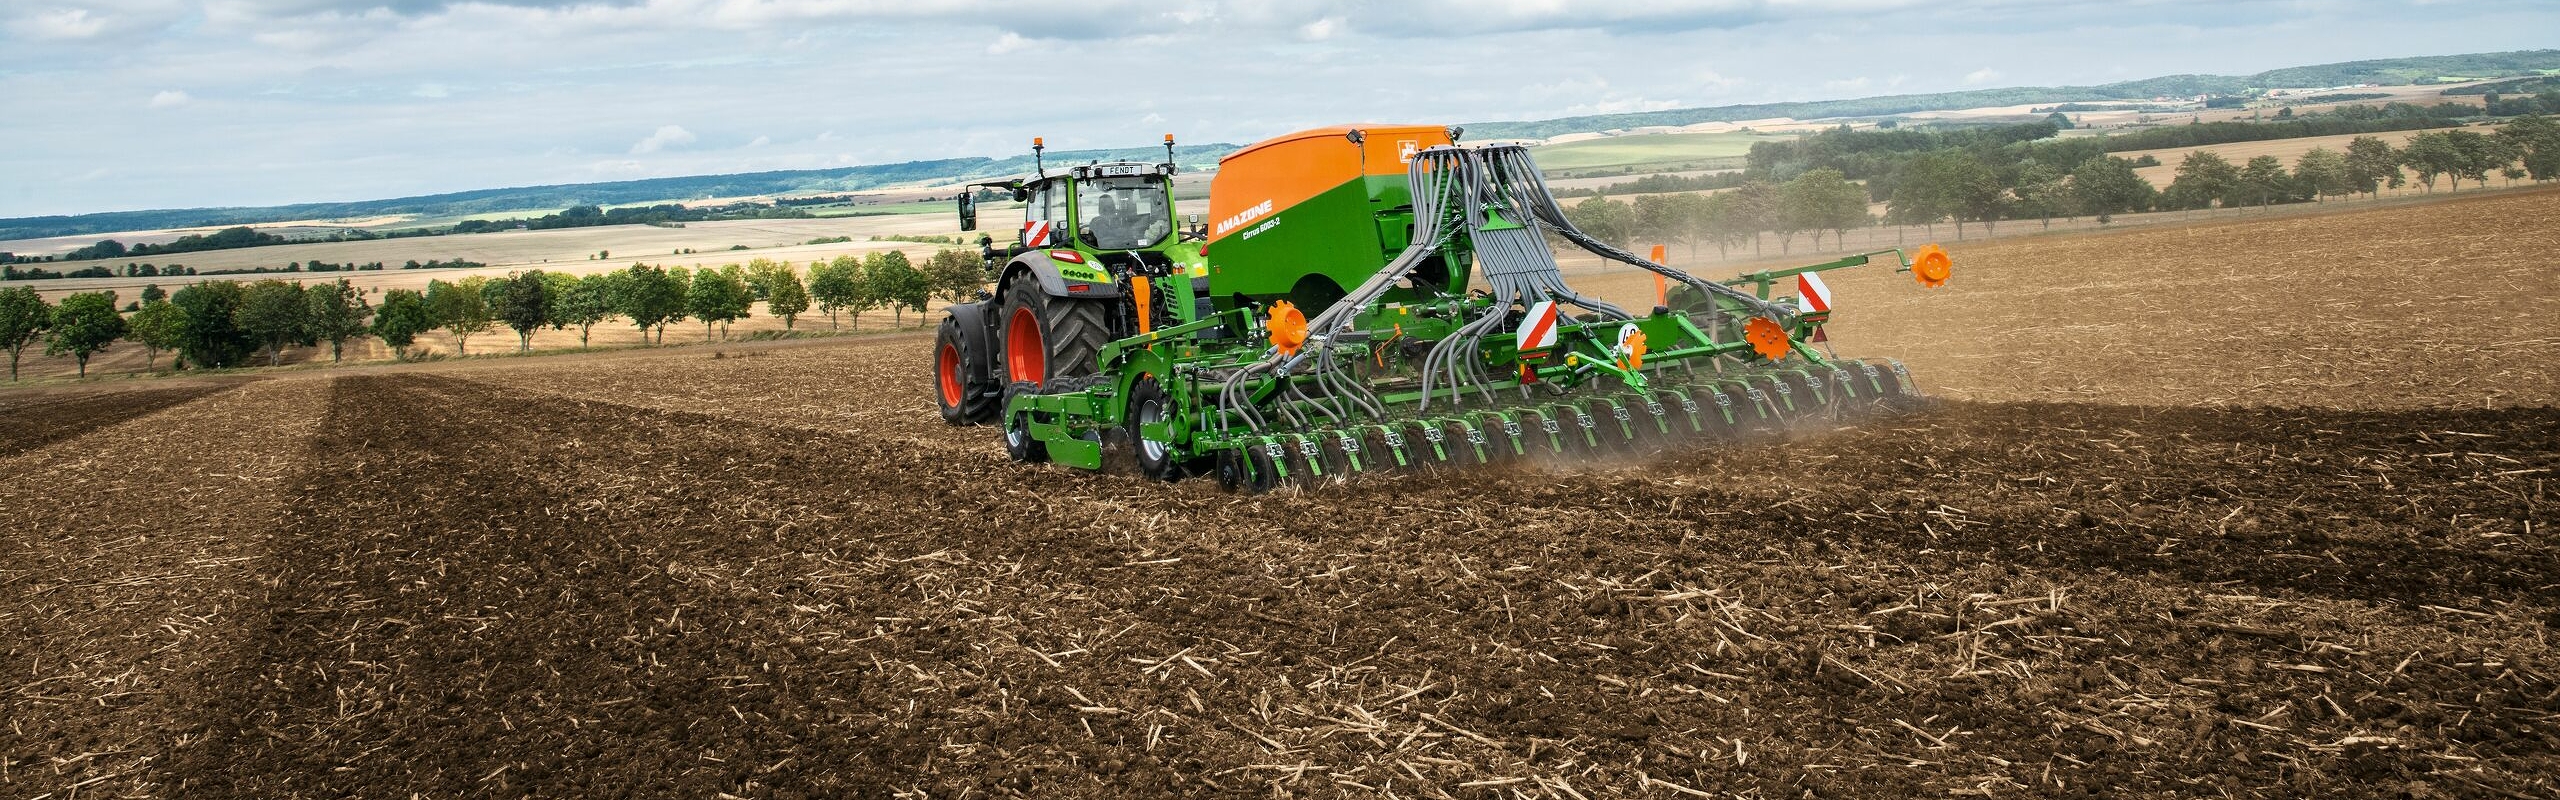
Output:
top-left (1267, 300), bottom-right (1308, 357)
top-left (1744, 316), bottom-right (1792, 362)
top-left (1912, 243), bottom-right (1952, 288)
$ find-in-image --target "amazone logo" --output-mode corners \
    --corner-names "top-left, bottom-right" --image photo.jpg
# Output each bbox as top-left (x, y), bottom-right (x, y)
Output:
top-left (1213, 199), bottom-right (1274, 237)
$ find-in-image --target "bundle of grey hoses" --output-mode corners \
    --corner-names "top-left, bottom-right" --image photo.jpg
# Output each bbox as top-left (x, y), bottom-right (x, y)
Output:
top-left (1215, 145), bottom-right (1796, 432)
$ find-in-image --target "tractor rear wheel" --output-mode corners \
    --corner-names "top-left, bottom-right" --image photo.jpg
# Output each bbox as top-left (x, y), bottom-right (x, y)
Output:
top-left (1002, 277), bottom-right (1110, 387)
top-left (935, 315), bottom-right (999, 425)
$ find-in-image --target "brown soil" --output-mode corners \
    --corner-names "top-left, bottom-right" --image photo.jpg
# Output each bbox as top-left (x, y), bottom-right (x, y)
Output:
top-left (4, 189), bottom-right (2555, 799)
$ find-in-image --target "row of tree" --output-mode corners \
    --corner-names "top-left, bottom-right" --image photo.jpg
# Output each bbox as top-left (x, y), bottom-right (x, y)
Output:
top-left (1564, 116), bottom-right (2560, 253)
top-left (0, 248), bottom-right (991, 379)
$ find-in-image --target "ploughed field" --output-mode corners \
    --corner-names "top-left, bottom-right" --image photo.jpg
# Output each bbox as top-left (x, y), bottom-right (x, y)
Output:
top-left (4, 189), bottom-right (2556, 799)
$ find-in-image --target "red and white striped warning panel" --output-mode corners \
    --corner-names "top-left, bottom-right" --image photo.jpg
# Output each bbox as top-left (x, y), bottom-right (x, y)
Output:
top-left (1022, 219), bottom-right (1053, 247)
top-left (1797, 272), bottom-right (1833, 313)
top-left (1516, 300), bottom-right (1559, 351)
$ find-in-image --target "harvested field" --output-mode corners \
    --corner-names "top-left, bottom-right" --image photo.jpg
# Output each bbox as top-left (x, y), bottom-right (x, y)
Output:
top-left (4, 188), bottom-right (2555, 799)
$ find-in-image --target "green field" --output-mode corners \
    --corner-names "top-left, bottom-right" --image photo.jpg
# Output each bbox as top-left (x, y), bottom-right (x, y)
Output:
top-left (1526, 131), bottom-right (1789, 174)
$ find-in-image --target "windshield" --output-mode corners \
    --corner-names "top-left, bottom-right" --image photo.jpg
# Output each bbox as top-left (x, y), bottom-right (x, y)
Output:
top-left (1077, 176), bottom-right (1172, 250)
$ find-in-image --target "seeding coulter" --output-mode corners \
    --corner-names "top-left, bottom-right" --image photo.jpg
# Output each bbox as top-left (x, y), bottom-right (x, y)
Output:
top-left (934, 125), bottom-right (1952, 490)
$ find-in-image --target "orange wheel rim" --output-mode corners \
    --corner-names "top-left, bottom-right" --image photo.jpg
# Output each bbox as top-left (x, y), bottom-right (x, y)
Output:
top-left (1744, 316), bottom-right (1792, 361)
top-left (1912, 243), bottom-right (1951, 288)
top-left (937, 342), bottom-right (964, 406)
top-left (1267, 300), bottom-right (1308, 357)
top-left (1006, 306), bottom-right (1045, 386)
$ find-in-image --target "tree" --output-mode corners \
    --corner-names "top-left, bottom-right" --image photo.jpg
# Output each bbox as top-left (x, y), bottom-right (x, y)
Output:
top-left (2068, 155), bottom-right (2152, 223)
top-left (371, 289), bottom-right (432, 360)
top-left (741, 258), bottom-right (785, 300)
top-left (2343, 136), bottom-right (2402, 198)
top-left (169, 281), bottom-right (254, 369)
top-left (1730, 181), bottom-right (1780, 255)
top-left (1885, 155), bottom-right (1957, 237)
top-left (2442, 129), bottom-right (2506, 189)
top-left (1630, 194), bottom-right (1691, 254)
top-left (139, 283), bottom-right (167, 304)
top-left (2169, 150), bottom-right (2239, 208)
top-left (689, 265), bottom-right (752, 340)
top-left (426, 276), bottom-right (493, 355)
top-left (553, 273), bottom-right (615, 346)
top-left (0, 287), bottom-right (53, 381)
top-left (865, 250), bottom-right (929, 327)
top-left (2291, 148), bottom-right (2352, 202)
top-left (2496, 115), bottom-right (2560, 181)
top-left (45, 291), bottom-right (124, 377)
top-left (233, 280), bottom-right (312, 367)
top-left (2011, 161), bottom-right (2071, 229)
top-left (2401, 131), bottom-right (2459, 192)
top-left (305, 278), bottom-right (372, 363)
top-left (1565, 196), bottom-right (1635, 246)
top-left (807, 255), bottom-right (869, 329)
top-left (126, 298), bottom-right (186, 372)
top-left (1780, 168), bottom-right (1866, 250)
top-left (615, 263), bottom-right (689, 343)
top-left (494, 270), bottom-right (552, 351)
top-left (1948, 156), bottom-right (2008, 236)
top-left (2233, 155), bottom-right (2292, 209)
top-left (921, 249), bottom-right (984, 307)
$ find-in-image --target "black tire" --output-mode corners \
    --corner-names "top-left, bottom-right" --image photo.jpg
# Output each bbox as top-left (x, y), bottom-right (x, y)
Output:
top-left (1127, 375), bottom-right (1190, 482)
top-left (1001, 276), bottom-right (1111, 387)
top-left (1361, 427), bottom-right (1417, 473)
top-left (1245, 445), bottom-right (1283, 492)
top-left (1001, 381), bottom-right (1049, 464)
top-left (935, 315), bottom-right (999, 426)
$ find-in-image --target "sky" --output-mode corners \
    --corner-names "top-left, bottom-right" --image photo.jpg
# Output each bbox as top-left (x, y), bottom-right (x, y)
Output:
top-left (1, 0), bottom-right (2553, 218)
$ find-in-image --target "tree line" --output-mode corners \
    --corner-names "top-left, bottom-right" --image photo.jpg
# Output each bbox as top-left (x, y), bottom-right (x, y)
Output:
top-left (0, 248), bottom-right (989, 379)
top-left (1561, 115), bottom-right (2560, 253)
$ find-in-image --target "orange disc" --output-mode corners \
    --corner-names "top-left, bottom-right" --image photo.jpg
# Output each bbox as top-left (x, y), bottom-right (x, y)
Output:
top-left (1912, 243), bottom-right (1952, 288)
top-left (1623, 329), bottom-right (1647, 370)
top-left (1266, 299), bottom-right (1309, 357)
top-left (1743, 316), bottom-right (1792, 361)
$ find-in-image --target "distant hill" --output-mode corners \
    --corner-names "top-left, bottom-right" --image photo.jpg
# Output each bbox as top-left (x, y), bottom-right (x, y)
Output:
top-left (9, 48), bottom-right (2555, 242)
top-left (0, 144), bottom-right (1234, 241)
top-left (1459, 49), bottom-right (2560, 140)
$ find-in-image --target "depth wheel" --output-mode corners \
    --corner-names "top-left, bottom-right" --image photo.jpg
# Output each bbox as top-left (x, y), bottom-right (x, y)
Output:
top-left (1127, 375), bottom-right (1193, 482)
top-left (1002, 277), bottom-right (1110, 387)
top-left (935, 314), bottom-right (999, 425)
top-left (1001, 381), bottom-right (1049, 464)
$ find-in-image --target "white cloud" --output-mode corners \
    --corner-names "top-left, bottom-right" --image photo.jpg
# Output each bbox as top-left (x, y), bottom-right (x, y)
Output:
top-left (148, 90), bottom-right (192, 108)
top-left (10, 8), bottom-right (106, 40)
top-left (629, 124), bottom-right (697, 154)
top-left (3, 0), bottom-right (2555, 217)
top-left (1965, 67), bottom-right (2002, 85)
top-left (746, 135), bottom-right (770, 147)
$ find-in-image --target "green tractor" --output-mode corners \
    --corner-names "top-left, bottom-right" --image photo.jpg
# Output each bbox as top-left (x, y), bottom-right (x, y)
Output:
top-left (935, 134), bottom-right (1208, 426)
top-left (934, 125), bottom-right (1952, 490)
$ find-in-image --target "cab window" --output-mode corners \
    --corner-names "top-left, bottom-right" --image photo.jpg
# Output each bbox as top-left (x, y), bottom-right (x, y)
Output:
top-left (1075, 176), bottom-right (1172, 250)
top-left (1022, 184), bottom-right (1066, 247)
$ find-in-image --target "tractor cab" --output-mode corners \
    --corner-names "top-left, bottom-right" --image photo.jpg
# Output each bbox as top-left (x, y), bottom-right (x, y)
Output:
top-left (959, 136), bottom-right (1197, 271)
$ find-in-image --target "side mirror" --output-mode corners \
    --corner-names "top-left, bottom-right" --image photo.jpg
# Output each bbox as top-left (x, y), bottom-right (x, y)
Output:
top-left (1012, 187), bottom-right (1032, 203)
top-left (957, 193), bottom-right (977, 231)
